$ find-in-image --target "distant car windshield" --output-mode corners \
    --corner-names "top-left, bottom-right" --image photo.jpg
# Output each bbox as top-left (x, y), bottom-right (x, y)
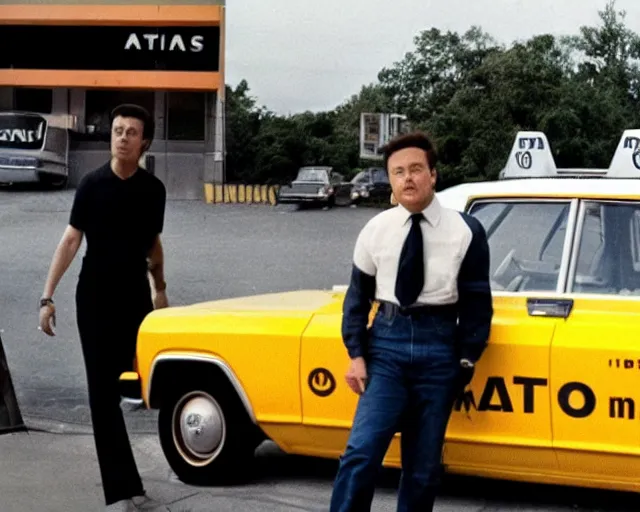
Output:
top-left (371, 168), bottom-right (389, 183)
top-left (0, 114), bottom-right (46, 150)
top-left (297, 168), bottom-right (328, 182)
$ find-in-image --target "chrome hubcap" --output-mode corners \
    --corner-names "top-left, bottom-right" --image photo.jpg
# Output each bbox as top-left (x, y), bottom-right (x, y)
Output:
top-left (172, 391), bottom-right (225, 466)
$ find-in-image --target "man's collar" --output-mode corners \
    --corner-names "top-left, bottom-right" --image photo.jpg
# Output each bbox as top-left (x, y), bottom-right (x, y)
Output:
top-left (398, 195), bottom-right (441, 227)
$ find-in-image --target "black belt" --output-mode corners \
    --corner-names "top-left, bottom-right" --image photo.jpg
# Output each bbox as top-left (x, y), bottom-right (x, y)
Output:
top-left (378, 300), bottom-right (457, 318)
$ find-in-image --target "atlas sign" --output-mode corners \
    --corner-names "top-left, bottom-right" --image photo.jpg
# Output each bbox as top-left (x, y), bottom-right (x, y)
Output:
top-left (0, 25), bottom-right (220, 73)
top-left (124, 33), bottom-right (204, 53)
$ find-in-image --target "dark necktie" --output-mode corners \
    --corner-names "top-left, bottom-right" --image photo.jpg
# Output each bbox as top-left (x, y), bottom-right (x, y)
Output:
top-left (395, 213), bottom-right (425, 307)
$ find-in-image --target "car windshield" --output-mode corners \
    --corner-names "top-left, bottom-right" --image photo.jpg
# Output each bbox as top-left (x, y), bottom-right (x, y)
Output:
top-left (470, 198), bottom-right (640, 296)
top-left (570, 200), bottom-right (640, 296)
top-left (297, 168), bottom-right (328, 182)
top-left (371, 168), bottom-right (389, 183)
top-left (0, 114), bottom-right (46, 151)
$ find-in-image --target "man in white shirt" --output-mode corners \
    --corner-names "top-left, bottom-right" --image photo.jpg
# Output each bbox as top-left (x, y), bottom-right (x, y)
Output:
top-left (329, 132), bottom-right (493, 511)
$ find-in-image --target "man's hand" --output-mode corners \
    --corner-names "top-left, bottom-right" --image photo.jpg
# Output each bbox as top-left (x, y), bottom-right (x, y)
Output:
top-left (39, 304), bottom-right (56, 336)
top-left (153, 290), bottom-right (169, 309)
top-left (345, 356), bottom-right (367, 395)
top-left (454, 365), bottom-right (475, 397)
top-left (38, 225), bottom-right (83, 338)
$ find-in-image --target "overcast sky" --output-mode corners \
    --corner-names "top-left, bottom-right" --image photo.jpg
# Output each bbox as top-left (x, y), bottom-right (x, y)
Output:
top-left (224, 0), bottom-right (640, 114)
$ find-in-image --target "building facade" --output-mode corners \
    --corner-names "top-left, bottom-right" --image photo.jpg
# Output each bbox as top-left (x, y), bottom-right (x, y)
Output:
top-left (0, 1), bottom-right (225, 200)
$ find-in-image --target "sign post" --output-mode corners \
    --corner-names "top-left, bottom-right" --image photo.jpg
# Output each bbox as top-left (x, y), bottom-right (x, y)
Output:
top-left (0, 333), bottom-right (25, 434)
top-left (359, 112), bottom-right (410, 160)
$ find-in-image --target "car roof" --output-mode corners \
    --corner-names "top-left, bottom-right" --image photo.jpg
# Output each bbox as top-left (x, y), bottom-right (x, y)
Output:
top-left (437, 178), bottom-right (640, 209)
top-left (436, 128), bottom-right (640, 211)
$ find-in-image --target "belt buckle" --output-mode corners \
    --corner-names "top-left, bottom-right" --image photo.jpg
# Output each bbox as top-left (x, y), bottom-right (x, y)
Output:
top-left (401, 304), bottom-right (429, 317)
top-left (398, 305), bottom-right (410, 316)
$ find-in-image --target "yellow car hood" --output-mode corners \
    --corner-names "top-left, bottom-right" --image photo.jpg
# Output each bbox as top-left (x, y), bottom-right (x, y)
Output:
top-left (184, 289), bottom-right (344, 314)
top-left (152, 289), bottom-right (345, 315)
top-left (138, 289), bottom-right (347, 336)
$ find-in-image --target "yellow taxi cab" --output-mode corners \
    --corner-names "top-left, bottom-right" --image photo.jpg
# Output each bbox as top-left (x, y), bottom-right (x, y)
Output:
top-left (123, 129), bottom-right (640, 492)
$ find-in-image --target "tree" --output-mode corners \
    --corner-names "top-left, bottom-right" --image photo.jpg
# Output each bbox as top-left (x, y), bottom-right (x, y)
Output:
top-left (222, 3), bottom-right (640, 188)
top-left (377, 26), bottom-right (502, 123)
top-left (224, 80), bottom-right (267, 182)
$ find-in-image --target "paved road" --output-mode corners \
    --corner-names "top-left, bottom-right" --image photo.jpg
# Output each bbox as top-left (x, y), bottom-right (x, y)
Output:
top-left (6, 432), bottom-right (640, 512)
top-left (2, 187), bottom-right (639, 511)
top-left (0, 187), bottom-right (374, 430)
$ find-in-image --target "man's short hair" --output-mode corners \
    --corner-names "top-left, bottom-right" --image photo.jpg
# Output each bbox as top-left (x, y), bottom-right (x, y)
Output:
top-left (381, 131), bottom-right (438, 171)
top-left (110, 103), bottom-right (155, 149)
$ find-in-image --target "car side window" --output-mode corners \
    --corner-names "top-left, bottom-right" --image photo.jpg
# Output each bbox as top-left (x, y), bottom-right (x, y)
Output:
top-left (570, 201), bottom-right (640, 296)
top-left (632, 211), bottom-right (640, 272)
top-left (469, 201), bottom-right (571, 293)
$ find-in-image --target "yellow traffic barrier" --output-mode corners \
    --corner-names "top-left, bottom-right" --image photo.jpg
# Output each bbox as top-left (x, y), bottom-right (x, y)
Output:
top-left (204, 183), bottom-right (280, 205)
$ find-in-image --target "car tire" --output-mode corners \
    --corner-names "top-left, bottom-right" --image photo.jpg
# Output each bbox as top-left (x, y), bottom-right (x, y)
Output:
top-left (38, 173), bottom-right (68, 190)
top-left (334, 194), bottom-right (351, 207)
top-left (157, 374), bottom-right (260, 486)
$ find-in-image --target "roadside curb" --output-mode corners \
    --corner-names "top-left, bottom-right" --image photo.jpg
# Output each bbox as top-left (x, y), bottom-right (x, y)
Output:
top-left (20, 401), bottom-right (159, 436)
top-left (22, 415), bottom-right (94, 435)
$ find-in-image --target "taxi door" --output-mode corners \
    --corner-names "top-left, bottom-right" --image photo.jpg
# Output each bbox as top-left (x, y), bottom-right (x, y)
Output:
top-left (444, 198), bottom-right (578, 475)
top-left (550, 199), bottom-right (640, 486)
top-left (298, 299), bottom-right (371, 461)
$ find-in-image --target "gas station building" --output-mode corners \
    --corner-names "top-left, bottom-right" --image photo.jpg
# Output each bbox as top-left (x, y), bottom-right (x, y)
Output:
top-left (0, 1), bottom-right (225, 200)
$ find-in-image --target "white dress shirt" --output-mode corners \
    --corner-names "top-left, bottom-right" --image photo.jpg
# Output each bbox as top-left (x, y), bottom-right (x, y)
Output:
top-left (352, 195), bottom-right (474, 306)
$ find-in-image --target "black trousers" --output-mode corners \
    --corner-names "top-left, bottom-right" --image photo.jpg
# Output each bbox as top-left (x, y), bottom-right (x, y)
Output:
top-left (75, 273), bottom-right (153, 505)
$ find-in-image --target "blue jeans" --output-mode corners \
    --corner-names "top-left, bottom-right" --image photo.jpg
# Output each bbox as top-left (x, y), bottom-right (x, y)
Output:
top-left (330, 307), bottom-right (460, 512)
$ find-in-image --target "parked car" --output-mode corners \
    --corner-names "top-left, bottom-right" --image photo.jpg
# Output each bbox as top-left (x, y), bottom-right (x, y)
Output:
top-left (121, 128), bottom-right (640, 494)
top-left (0, 111), bottom-right (76, 189)
top-left (349, 167), bottom-right (391, 205)
top-left (276, 166), bottom-right (352, 207)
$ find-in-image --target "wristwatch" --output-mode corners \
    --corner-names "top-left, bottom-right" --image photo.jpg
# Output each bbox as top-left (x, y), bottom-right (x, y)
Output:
top-left (39, 297), bottom-right (54, 309)
top-left (460, 358), bottom-right (474, 368)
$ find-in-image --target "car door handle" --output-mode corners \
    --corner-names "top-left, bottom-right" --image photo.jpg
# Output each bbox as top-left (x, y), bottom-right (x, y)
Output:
top-left (526, 298), bottom-right (573, 318)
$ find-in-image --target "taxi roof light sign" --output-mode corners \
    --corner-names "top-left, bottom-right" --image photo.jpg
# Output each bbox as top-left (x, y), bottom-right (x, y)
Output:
top-left (500, 129), bottom-right (640, 180)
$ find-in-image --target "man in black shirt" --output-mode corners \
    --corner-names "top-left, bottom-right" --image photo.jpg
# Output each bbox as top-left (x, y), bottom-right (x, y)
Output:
top-left (39, 104), bottom-right (168, 511)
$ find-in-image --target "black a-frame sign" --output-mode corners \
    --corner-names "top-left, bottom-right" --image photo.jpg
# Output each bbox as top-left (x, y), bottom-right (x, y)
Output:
top-left (0, 334), bottom-right (25, 434)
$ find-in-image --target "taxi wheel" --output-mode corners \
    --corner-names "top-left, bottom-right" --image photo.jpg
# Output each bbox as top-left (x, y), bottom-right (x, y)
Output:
top-left (157, 376), bottom-right (258, 486)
